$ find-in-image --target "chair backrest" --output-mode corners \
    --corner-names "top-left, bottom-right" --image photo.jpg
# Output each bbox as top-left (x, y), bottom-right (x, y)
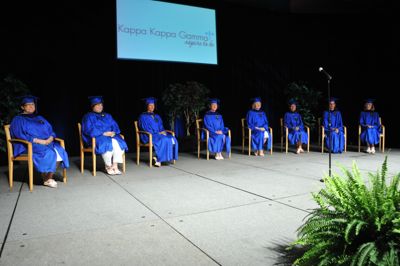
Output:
top-left (241, 118), bottom-right (247, 136)
top-left (77, 123), bottom-right (85, 150)
top-left (134, 121), bottom-right (139, 132)
top-left (280, 118), bottom-right (284, 137)
top-left (195, 119), bottom-right (202, 141)
top-left (3, 124), bottom-right (13, 157)
top-left (134, 121), bottom-right (141, 144)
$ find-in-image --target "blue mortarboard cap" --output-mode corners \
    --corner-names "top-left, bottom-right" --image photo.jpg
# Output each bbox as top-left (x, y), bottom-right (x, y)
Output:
top-left (88, 96), bottom-right (103, 106)
top-left (251, 97), bottom-right (262, 104)
top-left (288, 98), bottom-right (297, 105)
top-left (20, 95), bottom-right (39, 105)
top-left (143, 97), bottom-right (157, 105)
top-left (364, 98), bottom-right (375, 103)
top-left (329, 97), bottom-right (339, 103)
top-left (209, 98), bottom-right (220, 104)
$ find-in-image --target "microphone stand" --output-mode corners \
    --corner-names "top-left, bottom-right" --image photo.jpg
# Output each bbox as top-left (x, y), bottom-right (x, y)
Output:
top-left (321, 75), bottom-right (332, 182)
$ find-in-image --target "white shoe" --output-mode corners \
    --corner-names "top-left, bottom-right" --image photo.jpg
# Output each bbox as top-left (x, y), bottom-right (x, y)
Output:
top-left (215, 155), bottom-right (222, 160)
top-left (371, 147), bottom-right (375, 154)
top-left (259, 151), bottom-right (265, 157)
top-left (44, 179), bottom-right (57, 188)
top-left (254, 151), bottom-right (259, 156)
top-left (153, 157), bottom-right (161, 167)
top-left (300, 148), bottom-right (305, 153)
top-left (366, 147), bottom-right (371, 154)
top-left (296, 149), bottom-right (301, 154)
top-left (105, 167), bottom-right (115, 175)
top-left (113, 168), bottom-right (122, 175)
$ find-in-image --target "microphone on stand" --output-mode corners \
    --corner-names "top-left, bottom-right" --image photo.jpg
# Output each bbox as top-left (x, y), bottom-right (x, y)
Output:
top-left (319, 67), bottom-right (332, 80)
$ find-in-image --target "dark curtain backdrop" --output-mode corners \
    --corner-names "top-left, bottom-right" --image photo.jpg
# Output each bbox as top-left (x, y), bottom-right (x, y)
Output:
top-left (0, 1), bottom-right (395, 164)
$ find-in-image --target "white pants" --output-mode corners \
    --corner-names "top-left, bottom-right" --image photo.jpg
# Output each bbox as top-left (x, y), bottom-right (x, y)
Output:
top-left (55, 149), bottom-right (62, 161)
top-left (101, 139), bottom-right (124, 167)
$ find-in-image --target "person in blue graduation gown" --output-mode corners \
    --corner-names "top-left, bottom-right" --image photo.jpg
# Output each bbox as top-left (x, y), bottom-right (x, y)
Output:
top-left (81, 96), bottom-right (128, 175)
top-left (138, 97), bottom-right (178, 167)
top-left (203, 98), bottom-right (231, 160)
top-left (10, 95), bottom-right (69, 188)
top-left (359, 99), bottom-right (381, 154)
top-left (323, 97), bottom-right (345, 153)
top-left (284, 99), bottom-right (308, 154)
top-left (246, 97), bottom-right (272, 156)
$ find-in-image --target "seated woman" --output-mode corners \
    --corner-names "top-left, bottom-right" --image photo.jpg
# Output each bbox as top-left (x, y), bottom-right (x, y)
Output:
top-left (323, 97), bottom-right (345, 153)
top-left (246, 97), bottom-right (272, 156)
top-left (10, 95), bottom-right (69, 188)
top-left (81, 96), bottom-right (128, 175)
top-left (138, 97), bottom-right (178, 167)
top-left (203, 98), bottom-right (231, 160)
top-left (284, 99), bottom-right (308, 154)
top-left (360, 98), bottom-right (381, 154)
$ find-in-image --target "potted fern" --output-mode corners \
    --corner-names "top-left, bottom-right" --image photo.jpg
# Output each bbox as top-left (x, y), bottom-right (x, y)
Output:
top-left (291, 157), bottom-right (400, 265)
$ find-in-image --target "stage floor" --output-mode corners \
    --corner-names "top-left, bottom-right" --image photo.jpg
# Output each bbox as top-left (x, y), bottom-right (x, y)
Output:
top-left (1, 147), bottom-right (399, 265)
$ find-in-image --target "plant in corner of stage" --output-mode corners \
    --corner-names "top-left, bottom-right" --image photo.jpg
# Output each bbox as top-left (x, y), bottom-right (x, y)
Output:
top-left (285, 82), bottom-right (322, 131)
top-left (162, 81), bottom-right (209, 136)
top-left (290, 157), bottom-right (400, 265)
top-left (0, 74), bottom-right (30, 152)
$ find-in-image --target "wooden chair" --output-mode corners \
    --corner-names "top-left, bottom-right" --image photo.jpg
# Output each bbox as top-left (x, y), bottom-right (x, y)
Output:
top-left (78, 123), bottom-right (126, 176)
top-left (134, 120), bottom-right (175, 167)
top-left (4, 124), bottom-right (67, 192)
top-left (241, 118), bottom-right (273, 156)
top-left (319, 118), bottom-right (347, 153)
top-left (358, 117), bottom-right (385, 153)
top-left (196, 119), bottom-right (231, 160)
top-left (280, 118), bottom-right (310, 153)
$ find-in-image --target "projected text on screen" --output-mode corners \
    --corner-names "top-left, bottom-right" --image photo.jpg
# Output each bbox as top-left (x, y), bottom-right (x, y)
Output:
top-left (117, 0), bottom-right (217, 65)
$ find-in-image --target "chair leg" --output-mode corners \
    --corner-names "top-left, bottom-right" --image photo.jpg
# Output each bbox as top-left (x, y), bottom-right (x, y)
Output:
top-left (382, 136), bottom-right (385, 153)
top-left (92, 153), bottom-right (96, 176)
top-left (321, 136), bottom-right (324, 153)
top-left (358, 135), bottom-right (361, 152)
top-left (197, 140), bottom-right (200, 159)
top-left (123, 153), bottom-right (126, 173)
top-left (28, 159), bottom-right (33, 192)
top-left (8, 160), bottom-right (13, 190)
top-left (270, 134), bottom-right (273, 155)
top-left (80, 151), bottom-right (84, 173)
top-left (137, 146), bottom-right (140, 165)
top-left (63, 168), bottom-right (67, 183)
top-left (242, 138), bottom-right (244, 154)
top-left (285, 137), bottom-right (288, 154)
top-left (149, 147), bottom-right (152, 168)
top-left (248, 137), bottom-right (251, 156)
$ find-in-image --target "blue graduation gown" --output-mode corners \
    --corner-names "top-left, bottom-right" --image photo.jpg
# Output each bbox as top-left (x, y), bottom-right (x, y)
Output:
top-left (360, 111), bottom-right (380, 145)
top-left (81, 112), bottom-right (128, 155)
top-left (246, 109), bottom-right (272, 151)
top-left (323, 110), bottom-right (345, 153)
top-left (10, 114), bottom-right (69, 173)
top-left (138, 112), bottom-right (178, 162)
top-left (284, 112), bottom-right (308, 146)
top-left (203, 111), bottom-right (231, 154)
